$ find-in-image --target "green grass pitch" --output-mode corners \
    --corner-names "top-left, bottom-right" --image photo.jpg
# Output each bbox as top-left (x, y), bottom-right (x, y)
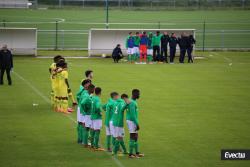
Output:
top-left (0, 9), bottom-right (250, 49)
top-left (0, 51), bottom-right (250, 167)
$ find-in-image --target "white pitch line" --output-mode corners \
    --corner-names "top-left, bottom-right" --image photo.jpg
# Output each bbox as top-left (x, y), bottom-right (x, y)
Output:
top-left (12, 71), bottom-right (125, 167)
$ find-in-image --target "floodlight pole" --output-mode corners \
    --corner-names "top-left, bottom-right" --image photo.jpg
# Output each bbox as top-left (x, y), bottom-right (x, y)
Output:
top-left (105, 0), bottom-right (109, 29)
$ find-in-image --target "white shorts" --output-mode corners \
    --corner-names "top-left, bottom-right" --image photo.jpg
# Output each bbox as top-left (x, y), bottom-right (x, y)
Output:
top-left (147, 49), bottom-right (153, 55)
top-left (133, 47), bottom-right (139, 54)
top-left (126, 120), bottom-right (138, 133)
top-left (113, 126), bottom-right (125, 138)
top-left (80, 114), bottom-right (85, 123)
top-left (127, 48), bottom-right (134, 55)
top-left (77, 107), bottom-right (81, 122)
top-left (106, 126), bottom-right (111, 136)
top-left (109, 121), bottom-right (115, 136)
top-left (84, 115), bottom-right (92, 128)
top-left (92, 120), bottom-right (102, 130)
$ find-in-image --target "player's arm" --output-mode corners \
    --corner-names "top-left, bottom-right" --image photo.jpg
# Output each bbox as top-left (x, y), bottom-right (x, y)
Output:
top-left (128, 103), bottom-right (139, 126)
top-left (125, 37), bottom-right (128, 49)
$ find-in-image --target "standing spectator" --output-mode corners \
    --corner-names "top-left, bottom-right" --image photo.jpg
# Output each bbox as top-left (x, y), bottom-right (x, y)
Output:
top-left (161, 32), bottom-right (170, 63)
top-left (178, 33), bottom-right (189, 63)
top-left (139, 31), bottom-right (148, 63)
top-left (0, 44), bottom-right (13, 85)
top-left (152, 31), bottom-right (162, 62)
top-left (112, 44), bottom-right (123, 63)
top-left (169, 33), bottom-right (178, 64)
top-left (187, 35), bottom-right (196, 63)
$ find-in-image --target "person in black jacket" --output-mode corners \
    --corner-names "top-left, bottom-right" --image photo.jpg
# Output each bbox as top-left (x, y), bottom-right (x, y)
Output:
top-left (178, 33), bottom-right (189, 63)
top-left (0, 44), bottom-right (13, 85)
top-left (169, 33), bottom-right (178, 64)
top-left (187, 35), bottom-right (196, 63)
top-left (161, 32), bottom-right (170, 63)
top-left (112, 44), bottom-right (123, 63)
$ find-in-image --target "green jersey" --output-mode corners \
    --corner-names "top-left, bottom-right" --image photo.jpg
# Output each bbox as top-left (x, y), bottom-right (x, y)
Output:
top-left (133, 36), bottom-right (140, 47)
top-left (91, 95), bottom-right (102, 120)
top-left (126, 99), bottom-right (139, 126)
top-left (152, 34), bottom-right (162, 46)
top-left (76, 86), bottom-right (85, 104)
top-left (103, 98), bottom-right (115, 127)
top-left (112, 99), bottom-right (128, 127)
top-left (80, 93), bottom-right (93, 115)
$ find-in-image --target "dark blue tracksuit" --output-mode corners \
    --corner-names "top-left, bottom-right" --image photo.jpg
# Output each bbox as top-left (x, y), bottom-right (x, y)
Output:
top-left (178, 36), bottom-right (189, 63)
top-left (187, 36), bottom-right (196, 63)
top-left (169, 37), bottom-right (178, 63)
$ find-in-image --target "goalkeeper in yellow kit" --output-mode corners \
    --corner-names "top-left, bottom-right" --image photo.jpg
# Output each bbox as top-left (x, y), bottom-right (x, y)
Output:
top-left (54, 61), bottom-right (75, 113)
top-left (49, 55), bottom-right (64, 110)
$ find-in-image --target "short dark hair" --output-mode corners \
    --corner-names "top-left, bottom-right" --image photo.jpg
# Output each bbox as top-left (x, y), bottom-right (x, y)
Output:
top-left (53, 55), bottom-right (62, 63)
top-left (121, 94), bottom-right (128, 99)
top-left (95, 87), bottom-right (102, 95)
top-left (136, 32), bottom-right (139, 35)
top-left (85, 70), bottom-right (93, 78)
top-left (81, 79), bottom-right (91, 87)
top-left (110, 92), bottom-right (119, 98)
top-left (56, 61), bottom-right (67, 68)
top-left (143, 31), bottom-right (146, 35)
top-left (156, 31), bottom-right (160, 34)
top-left (132, 89), bottom-right (140, 97)
top-left (129, 32), bottom-right (132, 35)
top-left (117, 44), bottom-right (121, 47)
top-left (88, 84), bottom-right (95, 93)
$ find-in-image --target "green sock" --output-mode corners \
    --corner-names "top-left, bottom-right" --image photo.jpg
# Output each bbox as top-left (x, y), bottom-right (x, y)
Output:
top-left (129, 139), bottom-right (135, 155)
top-left (83, 128), bottom-right (89, 145)
top-left (112, 136), bottom-right (116, 147)
top-left (128, 55), bottom-right (131, 62)
top-left (134, 141), bottom-right (139, 154)
top-left (78, 124), bottom-right (82, 142)
top-left (90, 129), bottom-right (95, 147)
top-left (113, 139), bottom-right (120, 154)
top-left (120, 139), bottom-right (127, 153)
top-left (81, 126), bottom-right (86, 144)
top-left (94, 130), bottom-right (100, 148)
top-left (106, 135), bottom-right (111, 149)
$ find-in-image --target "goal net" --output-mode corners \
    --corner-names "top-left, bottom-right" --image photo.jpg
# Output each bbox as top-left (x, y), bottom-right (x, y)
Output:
top-left (0, 28), bottom-right (37, 56)
top-left (88, 28), bottom-right (196, 57)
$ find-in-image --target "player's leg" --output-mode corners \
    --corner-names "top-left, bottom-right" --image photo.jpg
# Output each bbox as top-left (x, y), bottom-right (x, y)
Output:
top-left (106, 126), bottom-right (112, 152)
top-left (90, 121), bottom-right (95, 148)
top-left (93, 120), bottom-right (104, 151)
top-left (0, 68), bottom-right (4, 85)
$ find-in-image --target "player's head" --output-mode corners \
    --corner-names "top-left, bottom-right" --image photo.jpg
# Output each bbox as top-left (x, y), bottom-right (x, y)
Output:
top-left (53, 55), bottom-right (62, 63)
top-left (81, 79), bottom-right (91, 89)
top-left (164, 32), bottom-right (168, 35)
top-left (85, 70), bottom-right (93, 80)
top-left (156, 31), bottom-right (160, 35)
top-left (189, 34), bottom-right (193, 39)
top-left (88, 84), bottom-right (95, 94)
top-left (171, 33), bottom-right (176, 37)
top-left (132, 89), bottom-right (140, 100)
top-left (95, 87), bottom-right (102, 96)
top-left (117, 44), bottom-right (121, 48)
top-left (56, 61), bottom-right (67, 69)
top-left (148, 32), bottom-right (153, 38)
top-left (136, 32), bottom-right (140, 36)
top-left (143, 31), bottom-right (147, 35)
top-left (110, 92), bottom-right (119, 100)
top-left (121, 94), bottom-right (129, 103)
top-left (129, 32), bottom-right (132, 36)
top-left (2, 44), bottom-right (7, 51)
top-left (121, 93), bottom-right (128, 99)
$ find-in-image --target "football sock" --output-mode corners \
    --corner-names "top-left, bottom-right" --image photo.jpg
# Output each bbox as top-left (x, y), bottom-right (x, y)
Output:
top-left (94, 130), bottom-right (100, 148)
top-left (106, 135), bottom-right (111, 149)
top-left (120, 139), bottom-right (127, 153)
top-left (90, 129), bottom-right (95, 147)
top-left (134, 141), bottom-right (139, 153)
top-left (129, 139), bottom-right (135, 155)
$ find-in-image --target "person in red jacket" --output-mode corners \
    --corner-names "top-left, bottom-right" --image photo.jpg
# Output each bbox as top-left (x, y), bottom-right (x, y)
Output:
top-left (139, 32), bottom-right (148, 63)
